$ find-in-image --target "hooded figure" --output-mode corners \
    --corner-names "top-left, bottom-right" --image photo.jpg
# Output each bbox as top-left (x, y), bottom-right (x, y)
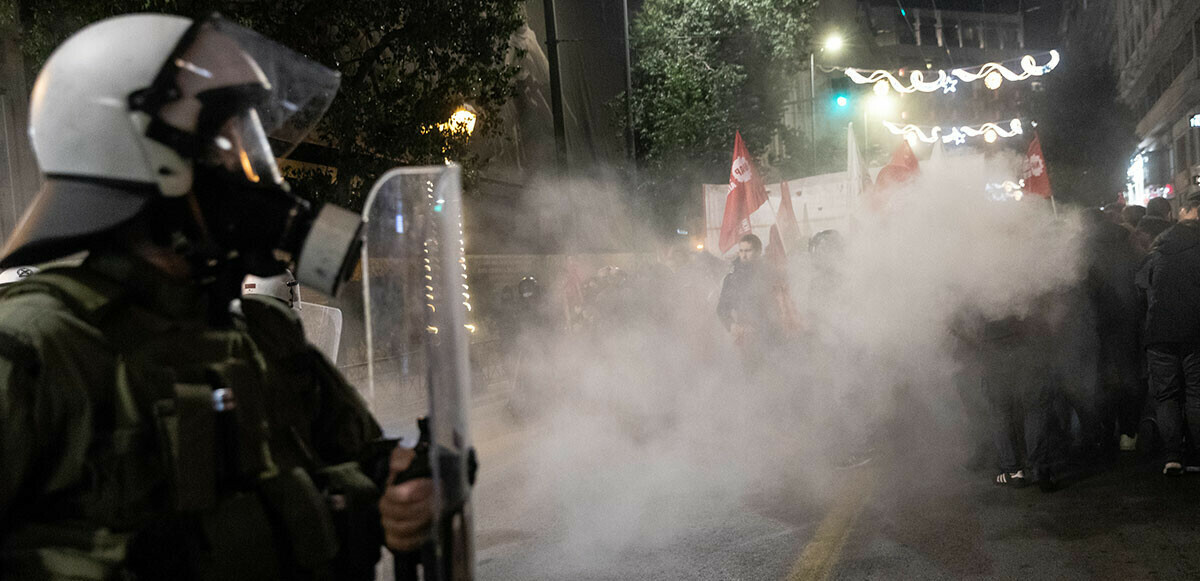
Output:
top-left (1136, 192), bottom-right (1200, 475)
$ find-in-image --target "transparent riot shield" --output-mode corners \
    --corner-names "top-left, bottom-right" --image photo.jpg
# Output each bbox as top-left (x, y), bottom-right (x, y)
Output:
top-left (361, 164), bottom-right (474, 581)
top-left (296, 302), bottom-right (343, 363)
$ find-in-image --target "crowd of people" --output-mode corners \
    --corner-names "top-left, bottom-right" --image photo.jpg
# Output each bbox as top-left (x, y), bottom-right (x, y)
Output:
top-left (486, 190), bottom-right (1200, 492)
top-left (712, 192), bottom-right (1200, 490)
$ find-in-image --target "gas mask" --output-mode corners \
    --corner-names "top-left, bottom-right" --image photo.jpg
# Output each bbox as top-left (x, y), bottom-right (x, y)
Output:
top-left (130, 14), bottom-right (360, 296)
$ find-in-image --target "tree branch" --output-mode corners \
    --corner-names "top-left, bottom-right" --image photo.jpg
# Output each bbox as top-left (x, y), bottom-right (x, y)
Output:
top-left (346, 25), bottom-right (407, 89)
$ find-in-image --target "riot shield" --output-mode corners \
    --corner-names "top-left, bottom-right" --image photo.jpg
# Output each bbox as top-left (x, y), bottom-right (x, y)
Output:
top-left (360, 164), bottom-right (474, 581)
top-left (296, 302), bottom-right (343, 363)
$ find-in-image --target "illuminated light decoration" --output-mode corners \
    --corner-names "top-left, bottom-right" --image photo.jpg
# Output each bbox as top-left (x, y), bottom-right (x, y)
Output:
top-left (873, 80), bottom-right (890, 96)
top-left (1191, 113), bottom-right (1200, 128)
top-left (986, 181), bottom-right (1026, 201)
top-left (882, 118), bottom-right (1023, 145)
top-left (950, 51), bottom-right (1061, 88)
top-left (696, 244), bottom-right (705, 250)
top-left (844, 50), bottom-right (1060, 93)
top-left (904, 132), bottom-right (919, 146)
top-left (984, 71), bottom-right (1003, 90)
top-left (881, 121), bottom-right (941, 143)
top-left (846, 68), bottom-right (951, 94)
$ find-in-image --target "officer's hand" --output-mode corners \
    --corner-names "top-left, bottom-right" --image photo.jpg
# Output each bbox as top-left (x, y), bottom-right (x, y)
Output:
top-left (380, 446), bottom-right (434, 552)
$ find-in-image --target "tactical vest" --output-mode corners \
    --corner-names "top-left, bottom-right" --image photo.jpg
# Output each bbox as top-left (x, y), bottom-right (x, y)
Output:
top-left (0, 266), bottom-right (382, 581)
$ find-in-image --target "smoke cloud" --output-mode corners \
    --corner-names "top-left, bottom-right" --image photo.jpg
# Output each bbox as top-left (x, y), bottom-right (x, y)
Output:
top-left (474, 152), bottom-right (1088, 571)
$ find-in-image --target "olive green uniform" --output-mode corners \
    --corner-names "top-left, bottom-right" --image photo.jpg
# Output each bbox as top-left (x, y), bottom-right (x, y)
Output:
top-left (0, 252), bottom-right (386, 580)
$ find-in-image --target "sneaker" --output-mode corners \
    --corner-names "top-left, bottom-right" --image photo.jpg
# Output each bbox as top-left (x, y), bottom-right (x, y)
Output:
top-left (1164, 462), bottom-right (1184, 476)
top-left (1119, 434), bottom-right (1138, 452)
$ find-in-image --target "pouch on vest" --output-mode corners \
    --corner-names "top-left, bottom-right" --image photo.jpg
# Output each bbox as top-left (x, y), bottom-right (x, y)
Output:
top-left (258, 466), bottom-right (339, 570)
top-left (198, 493), bottom-right (283, 581)
top-left (315, 462), bottom-right (384, 580)
top-left (205, 360), bottom-right (275, 484)
top-left (154, 383), bottom-right (218, 512)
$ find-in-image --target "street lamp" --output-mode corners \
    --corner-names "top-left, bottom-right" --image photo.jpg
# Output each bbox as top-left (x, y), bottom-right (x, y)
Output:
top-left (439, 105), bottom-right (478, 136)
top-left (864, 94), bottom-right (894, 157)
top-left (810, 33), bottom-right (844, 151)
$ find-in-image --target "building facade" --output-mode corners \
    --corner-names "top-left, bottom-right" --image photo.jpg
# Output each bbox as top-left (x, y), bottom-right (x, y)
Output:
top-left (1093, 0), bottom-right (1200, 205)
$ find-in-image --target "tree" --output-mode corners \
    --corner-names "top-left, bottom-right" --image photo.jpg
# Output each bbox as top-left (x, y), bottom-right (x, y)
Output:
top-left (5, 0), bottom-right (524, 210)
top-left (625, 0), bottom-right (818, 229)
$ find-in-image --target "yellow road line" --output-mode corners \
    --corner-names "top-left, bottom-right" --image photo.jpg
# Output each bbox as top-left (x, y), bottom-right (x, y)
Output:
top-left (786, 468), bottom-right (876, 581)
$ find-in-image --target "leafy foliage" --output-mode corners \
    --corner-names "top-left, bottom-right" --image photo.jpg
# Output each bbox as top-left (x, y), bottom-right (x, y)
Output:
top-left (10, 0), bottom-right (524, 210)
top-left (625, 0), bottom-right (818, 227)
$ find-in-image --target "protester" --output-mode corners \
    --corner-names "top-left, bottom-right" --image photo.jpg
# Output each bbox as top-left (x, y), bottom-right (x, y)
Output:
top-left (1136, 191), bottom-right (1200, 475)
top-left (1134, 197), bottom-right (1174, 253)
top-left (1080, 209), bottom-right (1143, 453)
top-left (1121, 205), bottom-right (1147, 231)
top-left (717, 234), bottom-right (785, 371)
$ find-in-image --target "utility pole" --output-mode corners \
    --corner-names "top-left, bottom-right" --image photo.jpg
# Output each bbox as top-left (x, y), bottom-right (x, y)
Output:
top-left (543, 0), bottom-right (567, 171)
top-left (622, 0), bottom-right (637, 164)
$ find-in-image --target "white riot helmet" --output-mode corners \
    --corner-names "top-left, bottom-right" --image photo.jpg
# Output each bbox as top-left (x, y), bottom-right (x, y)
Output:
top-left (243, 270), bottom-right (300, 308)
top-left (0, 14), bottom-right (361, 296)
top-left (0, 266), bottom-right (40, 285)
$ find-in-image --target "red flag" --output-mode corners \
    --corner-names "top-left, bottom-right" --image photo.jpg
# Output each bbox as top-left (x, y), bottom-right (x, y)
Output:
top-left (1021, 133), bottom-right (1052, 199)
top-left (776, 181), bottom-right (802, 251)
top-left (870, 140), bottom-right (920, 211)
top-left (765, 224), bottom-right (786, 267)
top-left (719, 132), bottom-right (769, 253)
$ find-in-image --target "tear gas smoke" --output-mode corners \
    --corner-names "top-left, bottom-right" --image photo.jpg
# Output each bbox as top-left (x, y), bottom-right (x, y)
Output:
top-left (481, 153), bottom-right (1087, 569)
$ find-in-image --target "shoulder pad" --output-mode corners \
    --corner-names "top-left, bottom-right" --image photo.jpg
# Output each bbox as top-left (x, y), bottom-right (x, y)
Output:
top-left (0, 267), bottom-right (126, 325)
top-left (240, 294), bottom-right (307, 359)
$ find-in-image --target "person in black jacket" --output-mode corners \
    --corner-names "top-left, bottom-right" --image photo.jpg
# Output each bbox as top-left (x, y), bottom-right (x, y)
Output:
top-left (1136, 192), bottom-right (1200, 475)
top-left (1081, 210), bottom-right (1144, 453)
top-left (1134, 197), bottom-right (1174, 254)
top-left (717, 234), bottom-right (784, 370)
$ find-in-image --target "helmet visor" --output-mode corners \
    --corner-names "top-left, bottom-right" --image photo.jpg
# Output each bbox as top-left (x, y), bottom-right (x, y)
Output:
top-left (207, 107), bottom-right (285, 185)
top-left (150, 14), bottom-right (340, 159)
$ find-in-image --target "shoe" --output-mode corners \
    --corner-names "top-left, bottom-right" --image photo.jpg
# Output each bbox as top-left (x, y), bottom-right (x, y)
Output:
top-left (1119, 434), bottom-right (1138, 452)
top-left (994, 470), bottom-right (1027, 488)
top-left (1163, 462), bottom-right (1183, 476)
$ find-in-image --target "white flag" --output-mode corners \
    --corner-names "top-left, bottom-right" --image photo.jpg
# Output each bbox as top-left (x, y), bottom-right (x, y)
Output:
top-left (847, 123), bottom-right (872, 206)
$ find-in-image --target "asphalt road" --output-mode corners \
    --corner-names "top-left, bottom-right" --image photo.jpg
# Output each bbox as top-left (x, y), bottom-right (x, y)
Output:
top-left (471, 416), bottom-right (1200, 581)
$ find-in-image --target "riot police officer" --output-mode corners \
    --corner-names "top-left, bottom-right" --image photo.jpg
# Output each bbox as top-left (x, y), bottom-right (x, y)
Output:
top-left (0, 14), bottom-right (430, 580)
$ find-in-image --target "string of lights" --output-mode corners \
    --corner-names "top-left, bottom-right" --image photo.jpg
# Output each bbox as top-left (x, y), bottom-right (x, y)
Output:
top-left (882, 118), bottom-right (1025, 145)
top-left (840, 50), bottom-right (1060, 94)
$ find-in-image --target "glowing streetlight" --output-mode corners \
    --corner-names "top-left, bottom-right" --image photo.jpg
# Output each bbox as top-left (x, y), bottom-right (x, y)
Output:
top-left (984, 128), bottom-right (998, 143)
top-left (873, 79), bottom-right (890, 96)
top-left (868, 94), bottom-right (895, 115)
top-left (810, 32), bottom-right (845, 150)
top-left (824, 34), bottom-right (844, 52)
top-left (438, 105), bottom-right (478, 136)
